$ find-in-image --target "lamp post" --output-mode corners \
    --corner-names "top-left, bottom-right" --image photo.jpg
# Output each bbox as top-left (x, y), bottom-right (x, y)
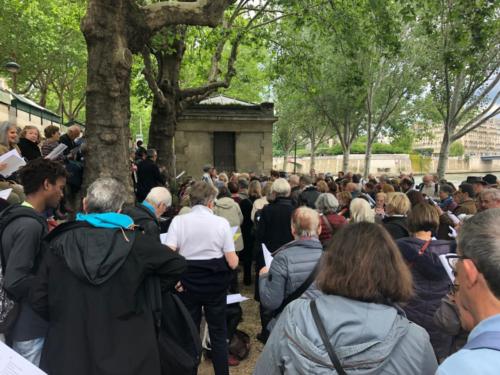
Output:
top-left (4, 62), bottom-right (21, 93)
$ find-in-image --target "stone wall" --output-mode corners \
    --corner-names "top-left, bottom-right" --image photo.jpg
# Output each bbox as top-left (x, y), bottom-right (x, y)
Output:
top-left (176, 119), bottom-right (274, 178)
top-left (273, 154), bottom-right (500, 175)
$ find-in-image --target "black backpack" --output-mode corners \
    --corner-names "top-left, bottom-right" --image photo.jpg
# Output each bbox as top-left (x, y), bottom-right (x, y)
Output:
top-left (0, 205), bottom-right (47, 333)
top-left (148, 278), bottom-right (201, 375)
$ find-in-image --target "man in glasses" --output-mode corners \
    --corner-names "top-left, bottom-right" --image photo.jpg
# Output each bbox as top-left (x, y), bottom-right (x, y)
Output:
top-left (438, 208), bottom-right (500, 374)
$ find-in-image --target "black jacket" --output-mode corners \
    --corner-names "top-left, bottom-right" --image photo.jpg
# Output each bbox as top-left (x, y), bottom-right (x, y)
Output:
top-left (298, 186), bottom-right (320, 209)
top-left (382, 216), bottom-right (410, 240)
top-left (136, 158), bottom-right (166, 202)
top-left (123, 204), bottom-right (161, 241)
top-left (1, 205), bottom-right (48, 341)
top-left (18, 138), bottom-right (41, 161)
top-left (256, 197), bottom-right (295, 252)
top-left (59, 133), bottom-right (76, 156)
top-left (30, 221), bottom-right (186, 375)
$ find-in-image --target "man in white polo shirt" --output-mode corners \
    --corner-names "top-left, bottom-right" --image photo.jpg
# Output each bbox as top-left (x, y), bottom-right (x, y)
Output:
top-left (166, 182), bottom-right (238, 375)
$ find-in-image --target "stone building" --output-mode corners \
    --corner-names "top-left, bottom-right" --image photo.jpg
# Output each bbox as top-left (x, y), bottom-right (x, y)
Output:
top-left (413, 118), bottom-right (500, 156)
top-left (176, 95), bottom-right (277, 177)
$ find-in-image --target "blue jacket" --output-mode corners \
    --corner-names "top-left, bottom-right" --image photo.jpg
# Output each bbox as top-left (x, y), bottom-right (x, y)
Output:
top-left (259, 238), bottom-right (323, 330)
top-left (254, 294), bottom-right (438, 374)
top-left (438, 314), bottom-right (500, 374)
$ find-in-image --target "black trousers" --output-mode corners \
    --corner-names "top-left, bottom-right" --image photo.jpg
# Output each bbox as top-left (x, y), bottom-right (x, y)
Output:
top-left (180, 290), bottom-right (229, 375)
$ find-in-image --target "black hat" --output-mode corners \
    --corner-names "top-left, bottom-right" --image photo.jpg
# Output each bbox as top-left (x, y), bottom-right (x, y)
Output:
top-left (458, 183), bottom-right (475, 198)
top-left (483, 174), bottom-right (498, 186)
top-left (466, 176), bottom-right (487, 185)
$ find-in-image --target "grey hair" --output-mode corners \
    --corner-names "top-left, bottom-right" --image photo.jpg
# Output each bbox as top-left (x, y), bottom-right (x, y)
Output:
top-left (458, 208), bottom-right (500, 298)
top-left (85, 178), bottom-right (127, 213)
top-left (315, 193), bottom-right (339, 214)
top-left (146, 187), bottom-right (172, 207)
top-left (271, 178), bottom-right (290, 197)
top-left (291, 206), bottom-right (320, 238)
top-left (480, 188), bottom-right (500, 202)
top-left (189, 181), bottom-right (218, 206)
top-left (0, 121), bottom-right (17, 147)
top-left (350, 198), bottom-right (375, 223)
top-left (146, 148), bottom-right (157, 158)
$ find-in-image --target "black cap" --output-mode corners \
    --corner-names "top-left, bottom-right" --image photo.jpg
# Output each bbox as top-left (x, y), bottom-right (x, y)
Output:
top-left (466, 176), bottom-right (487, 185)
top-left (483, 174), bottom-right (498, 186)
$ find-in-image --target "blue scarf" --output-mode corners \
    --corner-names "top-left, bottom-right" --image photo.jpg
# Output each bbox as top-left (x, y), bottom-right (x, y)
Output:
top-left (141, 201), bottom-right (156, 215)
top-left (76, 212), bottom-right (134, 229)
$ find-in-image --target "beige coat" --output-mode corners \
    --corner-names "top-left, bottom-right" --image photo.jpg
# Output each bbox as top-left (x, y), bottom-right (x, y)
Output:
top-left (213, 197), bottom-right (244, 251)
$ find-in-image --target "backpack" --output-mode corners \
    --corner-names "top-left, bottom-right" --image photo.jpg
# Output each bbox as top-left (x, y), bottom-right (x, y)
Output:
top-left (148, 277), bottom-right (201, 375)
top-left (0, 205), bottom-right (47, 333)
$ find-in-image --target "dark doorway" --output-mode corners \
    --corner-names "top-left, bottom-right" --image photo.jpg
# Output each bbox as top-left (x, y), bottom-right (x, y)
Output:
top-left (214, 132), bottom-right (235, 172)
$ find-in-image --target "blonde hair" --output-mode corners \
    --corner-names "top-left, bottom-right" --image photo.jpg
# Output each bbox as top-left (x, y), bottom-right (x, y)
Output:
top-left (386, 192), bottom-right (411, 216)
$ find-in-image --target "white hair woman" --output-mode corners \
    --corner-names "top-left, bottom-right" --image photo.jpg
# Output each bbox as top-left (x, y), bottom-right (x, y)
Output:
top-left (0, 121), bottom-right (25, 203)
top-left (315, 193), bottom-right (346, 246)
top-left (350, 198), bottom-right (375, 223)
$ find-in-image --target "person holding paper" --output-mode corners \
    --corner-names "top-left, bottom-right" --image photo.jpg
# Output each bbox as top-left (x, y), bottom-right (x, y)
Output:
top-left (437, 209), bottom-right (500, 375)
top-left (0, 159), bottom-right (67, 366)
top-left (0, 122), bottom-right (25, 204)
top-left (30, 178), bottom-right (186, 375)
top-left (165, 182), bottom-right (238, 375)
top-left (396, 203), bottom-right (455, 361)
top-left (18, 126), bottom-right (41, 162)
top-left (124, 187), bottom-right (172, 241)
top-left (258, 207), bottom-right (323, 336)
top-left (41, 125), bottom-right (64, 162)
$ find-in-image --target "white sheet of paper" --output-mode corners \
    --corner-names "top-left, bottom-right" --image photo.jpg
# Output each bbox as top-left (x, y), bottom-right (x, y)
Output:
top-left (231, 226), bottom-right (238, 236)
top-left (44, 143), bottom-right (67, 160)
top-left (439, 253), bottom-right (455, 282)
top-left (447, 211), bottom-right (460, 225)
top-left (262, 244), bottom-right (273, 268)
top-left (226, 294), bottom-right (249, 305)
top-left (0, 149), bottom-right (26, 177)
top-left (448, 226), bottom-right (457, 239)
top-left (0, 340), bottom-right (47, 374)
top-left (0, 189), bottom-right (12, 200)
top-left (160, 233), bottom-right (168, 245)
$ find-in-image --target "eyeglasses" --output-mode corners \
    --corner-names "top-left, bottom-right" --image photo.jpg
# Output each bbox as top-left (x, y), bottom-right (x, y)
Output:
top-left (445, 254), bottom-right (470, 273)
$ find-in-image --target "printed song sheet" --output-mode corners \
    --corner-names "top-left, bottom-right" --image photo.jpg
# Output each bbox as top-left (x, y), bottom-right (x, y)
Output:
top-left (0, 341), bottom-right (47, 375)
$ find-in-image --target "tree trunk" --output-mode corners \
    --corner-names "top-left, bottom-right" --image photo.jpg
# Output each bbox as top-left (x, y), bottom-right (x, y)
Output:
top-left (342, 145), bottom-right (350, 173)
top-left (310, 147), bottom-right (316, 173)
top-left (81, 0), bottom-right (136, 198)
top-left (364, 141), bottom-right (373, 178)
top-left (437, 130), bottom-right (451, 180)
top-left (282, 154), bottom-right (288, 172)
top-left (148, 95), bottom-right (177, 186)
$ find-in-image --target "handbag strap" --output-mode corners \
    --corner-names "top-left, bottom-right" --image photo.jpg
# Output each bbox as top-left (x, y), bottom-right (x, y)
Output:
top-left (272, 261), bottom-right (320, 318)
top-left (418, 240), bottom-right (431, 256)
top-left (310, 300), bottom-right (347, 375)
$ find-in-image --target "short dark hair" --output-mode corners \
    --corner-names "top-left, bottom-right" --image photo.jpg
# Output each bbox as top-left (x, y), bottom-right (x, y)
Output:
top-left (352, 174), bottom-right (361, 184)
top-left (44, 125), bottom-right (60, 139)
top-left (317, 222), bottom-right (413, 303)
top-left (228, 181), bottom-right (239, 194)
top-left (217, 186), bottom-right (231, 199)
top-left (300, 175), bottom-right (312, 185)
top-left (19, 159), bottom-right (68, 195)
top-left (459, 183), bottom-right (475, 198)
top-left (408, 203), bottom-right (440, 233)
top-left (407, 190), bottom-right (426, 208)
top-left (440, 184), bottom-right (454, 195)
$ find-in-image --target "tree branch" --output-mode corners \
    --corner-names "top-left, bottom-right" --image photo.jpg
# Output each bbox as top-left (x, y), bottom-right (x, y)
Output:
top-left (141, 48), bottom-right (167, 106)
top-left (142, 0), bottom-right (234, 33)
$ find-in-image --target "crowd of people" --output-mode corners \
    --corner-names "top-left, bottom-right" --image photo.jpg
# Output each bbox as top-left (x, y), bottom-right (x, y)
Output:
top-left (0, 131), bottom-right (499, 375)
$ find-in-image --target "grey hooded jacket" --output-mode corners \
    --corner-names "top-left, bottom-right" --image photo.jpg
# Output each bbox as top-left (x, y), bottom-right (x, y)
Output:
top-left (254, 294), bottom-right (438, 374)
top-left (259, 238), bottom-right (323, 330)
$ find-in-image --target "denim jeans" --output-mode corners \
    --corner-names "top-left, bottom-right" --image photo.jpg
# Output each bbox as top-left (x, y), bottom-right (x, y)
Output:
top-left (180, 291), bottom-right (228, 375)
top-left (12, 337), bottom-right (45, 367)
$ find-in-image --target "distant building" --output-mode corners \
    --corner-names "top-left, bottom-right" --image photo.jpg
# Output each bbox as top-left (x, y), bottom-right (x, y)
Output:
top-left (0, 78), bottom-right (62, 130)
top-left (413, 118), bottom-right (500, 156)
top-left (176, 94), bottom-right (277, 176)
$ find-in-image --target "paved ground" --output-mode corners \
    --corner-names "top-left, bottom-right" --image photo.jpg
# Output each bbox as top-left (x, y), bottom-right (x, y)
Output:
top-left (199, 276), bottom-right (264, 375)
